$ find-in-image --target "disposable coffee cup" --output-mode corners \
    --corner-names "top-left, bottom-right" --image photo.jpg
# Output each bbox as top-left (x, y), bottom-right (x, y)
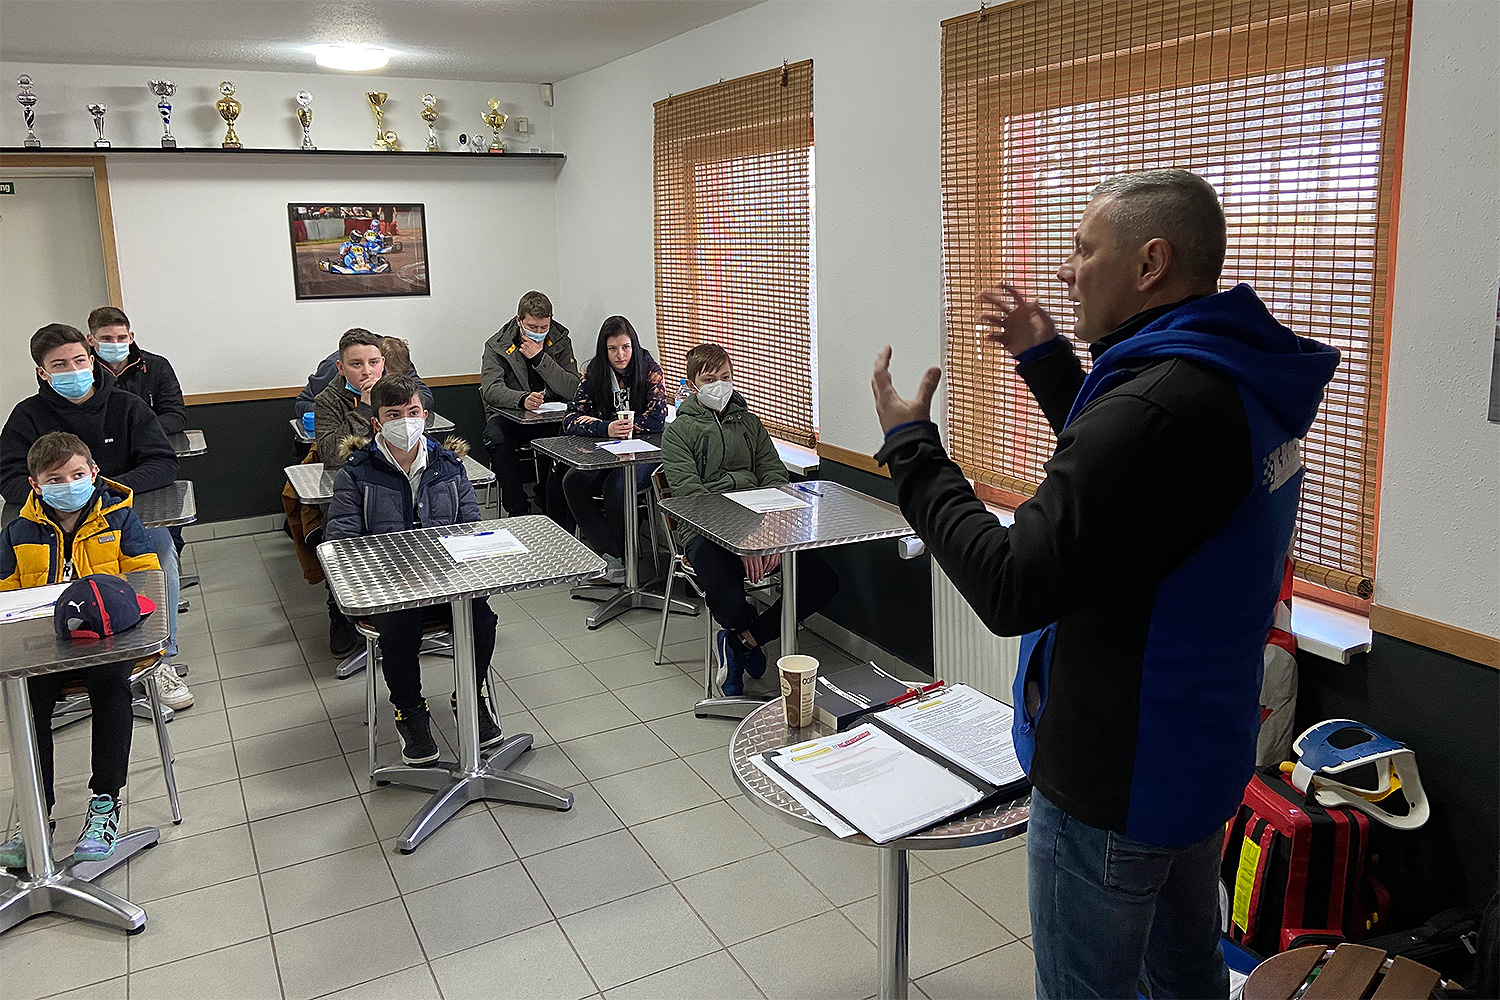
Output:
top-left (778, 654), bottom-right (819, 728)
top-left (618, 409), bottom-right (635, 438)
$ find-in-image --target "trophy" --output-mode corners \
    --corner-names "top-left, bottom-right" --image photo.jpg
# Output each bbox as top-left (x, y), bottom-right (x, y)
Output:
top-left (482, 99), bottom-right (507, 152)
top-left (148, 79), bottom-right (176, 148)
top-left (420, 93), bottom-right (439, 151)
top-left (380, 129), bottom-right (400, 151)
top-left (216, 81), bottom-right (242, 148)
top-left (366, 91), bottom-right (397, 150)
top-left (16, 74), bottom-right (40, 148)
top-left (295, 90), bottom-right (315, 150)
top-left (86, 103), bottom-right (109, 147)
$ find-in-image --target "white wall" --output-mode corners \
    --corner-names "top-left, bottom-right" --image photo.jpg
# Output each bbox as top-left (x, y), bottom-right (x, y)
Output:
top-left (1375, 0), bottom-right (1500, 639)
top-left (1, 61), bottom-right (562, 395)
top-left (554, 0), bottom-right (1499, 638)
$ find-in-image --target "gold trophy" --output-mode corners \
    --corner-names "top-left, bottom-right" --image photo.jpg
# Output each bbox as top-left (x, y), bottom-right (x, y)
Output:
top-left (216, 81), bottom-right (241, 148)
top-left (295, 90), bottom-right (315, 150)
top-left (366, 91), bottom-right (397, 150)
top-left (420, 93), bottom-right (440, 151)
top-left (482, 99), bottom-right (507, 153)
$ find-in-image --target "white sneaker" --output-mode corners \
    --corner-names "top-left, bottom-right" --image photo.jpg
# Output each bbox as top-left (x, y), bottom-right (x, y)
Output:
top-left (154, 662), bottom-right (194, 710)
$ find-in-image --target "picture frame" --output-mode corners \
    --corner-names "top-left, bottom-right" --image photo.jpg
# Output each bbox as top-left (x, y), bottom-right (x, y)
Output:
top-left (288, 203), bottom-right (430, 301)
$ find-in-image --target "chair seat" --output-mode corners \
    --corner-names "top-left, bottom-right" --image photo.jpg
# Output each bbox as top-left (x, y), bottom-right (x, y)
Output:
top-left (355, 620), bottom-right (452, 639)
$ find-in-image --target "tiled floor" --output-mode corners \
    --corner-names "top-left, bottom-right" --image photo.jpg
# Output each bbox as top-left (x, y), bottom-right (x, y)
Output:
top-left (1, 526), bottom-right (1035, 1000)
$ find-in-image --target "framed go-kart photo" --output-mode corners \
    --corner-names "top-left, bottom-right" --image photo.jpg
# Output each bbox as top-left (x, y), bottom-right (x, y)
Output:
top-left (288, 203), bottom-right (430, 300)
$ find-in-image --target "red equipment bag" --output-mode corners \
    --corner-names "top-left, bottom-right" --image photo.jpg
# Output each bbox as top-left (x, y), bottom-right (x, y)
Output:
top-left (1221, 770), bottom-right (1389, 955)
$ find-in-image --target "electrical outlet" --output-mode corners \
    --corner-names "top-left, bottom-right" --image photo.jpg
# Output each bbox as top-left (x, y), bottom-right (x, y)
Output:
top-left (514, 117), bottom-right (529, 135)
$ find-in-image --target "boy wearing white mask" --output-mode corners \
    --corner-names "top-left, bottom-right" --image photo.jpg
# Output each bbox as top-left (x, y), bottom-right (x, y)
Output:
top-left (660, 344), bottom-right (839, 696)
top-left (324, 374), bottom-right (502, 766)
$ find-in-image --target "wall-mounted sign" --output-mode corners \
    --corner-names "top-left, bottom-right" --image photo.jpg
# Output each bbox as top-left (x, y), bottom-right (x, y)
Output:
top-left (0, 183), bottom-right (15, 195)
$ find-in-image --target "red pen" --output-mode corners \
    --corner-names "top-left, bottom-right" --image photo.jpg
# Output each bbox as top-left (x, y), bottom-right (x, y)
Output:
top-left (886, 680), bottom-right (946, 709)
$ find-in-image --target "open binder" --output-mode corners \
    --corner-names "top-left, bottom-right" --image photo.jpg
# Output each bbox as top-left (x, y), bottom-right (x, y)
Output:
top-left (762, 684), bottom-right (1029, 844)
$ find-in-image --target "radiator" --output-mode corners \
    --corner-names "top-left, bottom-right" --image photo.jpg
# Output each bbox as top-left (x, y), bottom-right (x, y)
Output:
top-left (931, 561), bottom-right (1021, 704)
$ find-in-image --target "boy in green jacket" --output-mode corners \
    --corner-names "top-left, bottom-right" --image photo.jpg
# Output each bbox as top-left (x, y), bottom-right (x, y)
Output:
top-left (660, 344), bottom-right (839, 695)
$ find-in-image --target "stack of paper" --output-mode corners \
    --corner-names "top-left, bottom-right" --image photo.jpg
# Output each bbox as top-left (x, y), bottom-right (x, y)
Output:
top-left (535, 401), bottom-right (567, 413)
top-left (597, 439), bottom-right (658, 455)
top-left (438, 530), bottom-right (529, 562)
top-left (725, 488), bottom-right (809, 513)
top-left (876, 684), bottom-right (1025, 788)
top-left (0, 582), bottom-right (70, 623)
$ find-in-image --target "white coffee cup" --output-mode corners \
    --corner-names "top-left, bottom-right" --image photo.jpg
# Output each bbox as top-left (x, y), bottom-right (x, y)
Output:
top-left (617, 409), bottom-right (635, 438)
top-left (778, 654), bottom-right (819, 728)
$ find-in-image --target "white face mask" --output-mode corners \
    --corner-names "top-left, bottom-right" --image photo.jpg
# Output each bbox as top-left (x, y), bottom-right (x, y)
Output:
top-left (379, 415), bottom-right (425, 452)
top-left (696, 379), bottom-right (735, 412)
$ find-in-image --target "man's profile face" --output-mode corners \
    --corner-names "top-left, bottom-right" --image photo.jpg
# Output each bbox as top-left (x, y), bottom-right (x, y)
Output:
top-left (1057, 198), bottom-right (1145, 343)
top-left (337, 345), bottom-right (385, 389)
top-left (518, 313), bottom-right (551, 339)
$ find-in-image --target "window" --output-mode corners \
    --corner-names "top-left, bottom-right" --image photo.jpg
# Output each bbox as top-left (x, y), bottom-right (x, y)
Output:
top-left (654, 60), bottom-right (818, 446)
top-left (940, 0), bottom-right (1411, 600)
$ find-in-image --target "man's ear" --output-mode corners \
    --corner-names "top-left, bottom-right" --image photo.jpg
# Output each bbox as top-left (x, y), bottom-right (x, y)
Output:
top-left (28, 476), bottom-right (40, 495)
top-left (1138, 237), bottom-right (1173, 292)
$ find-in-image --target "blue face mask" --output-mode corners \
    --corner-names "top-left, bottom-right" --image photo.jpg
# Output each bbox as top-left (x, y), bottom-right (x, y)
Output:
top-left (523, 329), bottom-right (547, 343)
top-left (40, 475), bottom-right (96, 513)
top-left (96, 341), bottom-right (130, 363)
top-left (48, 368), bottom-right (94, 400)
top-left (345, 380), bottom-right (359, 393)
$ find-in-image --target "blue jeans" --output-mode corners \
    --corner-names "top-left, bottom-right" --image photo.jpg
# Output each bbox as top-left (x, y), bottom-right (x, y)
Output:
top-left (1028, 788), bottom-right (1228, 1000)
top-left (144, 527), bottom-right (180, 658)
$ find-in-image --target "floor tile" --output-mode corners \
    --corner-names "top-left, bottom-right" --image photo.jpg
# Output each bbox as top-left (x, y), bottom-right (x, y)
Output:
top-left (558, 724), bottom-right (676, 781)
top-left (941, 842), bottom-right (1032, 937)
top-left (531, 692), bottom-right (639, 743)
top-left (593, 759), bottom-right (718, 826)
top-left (508, 663), bottom-right (607, 708)
top-left (219, 664), bottom-right (317, 708)
top-left (38, 977), bottom-right (129, 1000)
top-left (129, 709), bottom-right (231, 760)
top-left (731, 910), bottom-right (877, 999)
top-left (381, 808), bottom-right (517, 893)
top-left (492, 640), bottom-right (580, 680)
top-left (918, 832), bottom-right (1026, 873)
top-left (227, 691), bottom-right (330, 739)
top-left (611, 674), bottom-right (707, 721)
top-left (260, 842), bottom-right (399, 931)
top-left (844, 875), bottom-right (1014, 979)
top-left (127, 740), bottom-right (238, 801)
top-left (504, 742), bottom-right (587, 787)
top-left (128, 777), bottom-right (249, 844)
top-left (916, 940), bottom-right (1036, 1000)
top-left (780, 835), bottom-right (882, 906)
top-left (645, 711), bottom-right (738, 757)
top-left (676, 851), bottom-right (832, 945)
top-left (232, 720), bottom-right (343, 776)
top-left (681, 747), bottom-right (739, 798)
top-left (490, 618), bottom-right (555, 653)
top-left (404, 858), bottom-right (552, 959)
top-left (631, 801), bottom-right (772, 880)
top-left (214, 639), bottom-right (307, 679)
top-left (361, 784), bottom-right (443, 839)
top-left (564, 625), bottom-right (650, 663)
top-left (580, 649), bottom-right (688, 690)
top-left (127, 936), bottom-right (282, 1000)
top-left (132, 823), bottom-right (259, 903)
top-left (211, 621), bottom-right (297, 654)
top-left (492, 780), bottom-right (623, 857)
top-left (240, 755), bottom-right (358, 821)
top-left (560, 885), bottom-right (719, 990)
top-left (272, 898), bottom-right (426, 1000)
top-left (5, 919), bottom-right (128, 1000)
top-left (522, 829), bottom-right (666, 917)
top-left (127, 875), bottom-right (269, 970)
top-left (603, 950), bottom-right (761, 1000)
top-left (317, 965), bottom-right (440, 1000)
top-left (249, 795), bottom-right (379, 871)
top-left (727, 796), bottom-right (817, 848)
top-left (431, 920), bottom-right (597, 1000)
top-left (202, 597), bottom-right (286, 633)
top-left (513, 587), bottom-right (587, 620)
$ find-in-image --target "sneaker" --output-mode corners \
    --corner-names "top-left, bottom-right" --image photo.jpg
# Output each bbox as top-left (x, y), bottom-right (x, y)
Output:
top-left (330, 616), bottom-right (359, 657)
top-left (394, 702), bottom-right (441, 765)
top-left (589, 555), bottom-right (626, 586)
top-left (154, 662), bottom-right (194, 710)
top-left (451, 692), bottom-right (505, 750)
top-left (0, 822), bottom-right (25, 868)
top-left (742, 643), bottom-right (767, 681)
top-left (715, 630), bottom-right (744, 696)
top-left (73, 794), bottom-right (121, 862)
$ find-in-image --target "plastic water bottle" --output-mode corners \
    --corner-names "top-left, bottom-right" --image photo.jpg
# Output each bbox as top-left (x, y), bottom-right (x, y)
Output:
top-left (668, 377), bottom-right (692, 422)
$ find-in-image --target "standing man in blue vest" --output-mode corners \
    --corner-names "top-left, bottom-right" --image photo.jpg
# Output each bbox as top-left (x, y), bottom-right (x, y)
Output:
top-left (871, 170), bottom-right (1339, 1000)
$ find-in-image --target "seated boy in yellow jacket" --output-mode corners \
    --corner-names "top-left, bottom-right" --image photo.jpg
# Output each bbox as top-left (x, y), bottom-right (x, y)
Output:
top-left (0, 431), bottom-right (159, 867)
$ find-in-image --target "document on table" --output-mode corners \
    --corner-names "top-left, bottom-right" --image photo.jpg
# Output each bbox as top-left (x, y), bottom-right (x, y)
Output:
top-left (534, 401), bottom-right (567, 413)
top-left (439, 530), bottom-right (529, 562)
top-left (875, 684), bottom-right (1025, 790)
top-left (597, 439), bottom-right (658, 455)
top-left (764, 724), bottom-right (986, 844)
top-left (0, 582), bottom-right (70, 623)
top-left (749, 756), bottom-right (857, 838)
top-left (725, 488), bottom-right (809, 513)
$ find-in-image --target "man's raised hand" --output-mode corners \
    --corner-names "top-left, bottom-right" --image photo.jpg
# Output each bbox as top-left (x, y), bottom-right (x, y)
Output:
top-left (871, 346), bottom-right (941, 435)
top-left (977, 284), bottom-right (1057, 358)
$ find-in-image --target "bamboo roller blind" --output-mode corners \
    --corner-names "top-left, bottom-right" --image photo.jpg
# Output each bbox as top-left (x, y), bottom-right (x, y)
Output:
top-left (654, 61), bottom-right (817, 446)
top-left (940, 0), bottom-right (1409, 597)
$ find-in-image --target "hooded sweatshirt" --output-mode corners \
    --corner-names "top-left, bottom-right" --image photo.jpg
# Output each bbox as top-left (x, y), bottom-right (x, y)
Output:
top-left (875, 284), bottom-right (1339, 847)
top-left (0, 363), bottom-right (179, 505)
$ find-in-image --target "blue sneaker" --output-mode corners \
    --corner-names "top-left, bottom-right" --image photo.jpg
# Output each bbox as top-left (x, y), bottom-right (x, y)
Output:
top-left (741, 643), bottom-right (767, 680)
top-left (715, 630), bottom-right (744, 696)
top-left (0, 822), bottom-right (26, 868)
top-left (73, 794), bottom-right (121, 862)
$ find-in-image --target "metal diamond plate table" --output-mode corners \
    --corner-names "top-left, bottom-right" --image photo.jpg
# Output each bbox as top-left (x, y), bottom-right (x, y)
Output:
top-left (660, 481), bottom-right (912, 720)
top-left (284, 455), bottom-right (496, 506)
top-left (132, 481), bottom-right (196, 529)
top-left (316, 517), bottom-right (605, 853)
top-left (495, 407), bottom-right (567, 427)
top-left (167, 429), bottom-right (207, 458)
top-left (1, 569), bottom-right (169, 934)
top-left (531, 434), bottom-right (696, 629)
top-left (731, 698), bottom-right (1030, 1000)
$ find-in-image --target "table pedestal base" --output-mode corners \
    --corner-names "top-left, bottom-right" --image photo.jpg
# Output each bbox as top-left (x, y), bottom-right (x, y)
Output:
top-left (695, 694), bottom-right (772, 720)
top-left (374, 733), bottom-right (573, 854)
top-left (0, 826), bottom-right (159, 934)
top-left (336, 648), bottom-right (369, 679)
top-left (574, 584), bottom-right (698, 630)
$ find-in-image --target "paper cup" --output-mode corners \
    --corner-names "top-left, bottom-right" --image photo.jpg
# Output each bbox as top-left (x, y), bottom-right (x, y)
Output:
top-left (617, 409), bottom-right (635, 438)
top-left (778, 654), bottom-right (819, 728)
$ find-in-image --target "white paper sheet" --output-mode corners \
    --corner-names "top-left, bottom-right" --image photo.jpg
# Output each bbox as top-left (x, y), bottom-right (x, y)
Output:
top-left (876, 684), bottom-right (1024, 789)
top-left (0, 582), bottom-right (70, 623)
top-left (725, 488), bottom-right (810, 513)
top-left (765, 724), bottom-right (985, 844)
top-left (534, 401), bottom-right (567, 413)
top-left (438, 530), bottom-right (529, 562)
top-left (750, 756), bottom-right (857, 838)
top-left (597, 439), bottom-right (658, 455)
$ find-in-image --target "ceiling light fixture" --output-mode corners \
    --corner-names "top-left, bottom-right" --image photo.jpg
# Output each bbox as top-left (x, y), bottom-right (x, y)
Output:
top-left (310, 44), bottom-right (391, 72)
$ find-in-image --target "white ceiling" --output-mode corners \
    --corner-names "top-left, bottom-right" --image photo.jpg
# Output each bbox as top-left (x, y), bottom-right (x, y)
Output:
top-left (0, 0), bottom-right (765, 83)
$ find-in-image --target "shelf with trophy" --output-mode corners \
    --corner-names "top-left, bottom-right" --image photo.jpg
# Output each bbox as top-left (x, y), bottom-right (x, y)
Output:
top-left (3, 79), bottom-right (563, 160)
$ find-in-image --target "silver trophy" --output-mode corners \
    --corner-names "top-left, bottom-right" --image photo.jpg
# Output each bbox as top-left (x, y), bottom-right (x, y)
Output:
top-left (148, 79), bottom-right (176, 147)
top-left (420, 93), bottom-right (439, 151)
top-left (295, 90), bottom-right (315, 150)
top-left (17, 74), bottom-right (40, 147)
top-left (86, 103), bottom-right (109, 147)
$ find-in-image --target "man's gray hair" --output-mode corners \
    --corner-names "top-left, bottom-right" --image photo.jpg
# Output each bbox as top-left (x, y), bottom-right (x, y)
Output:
top-left (1091, 169), bottom-right (1227, 288)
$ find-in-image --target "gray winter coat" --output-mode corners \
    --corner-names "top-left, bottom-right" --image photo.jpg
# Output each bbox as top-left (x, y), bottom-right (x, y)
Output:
top-left (479, 318), bottom-right (580, 416)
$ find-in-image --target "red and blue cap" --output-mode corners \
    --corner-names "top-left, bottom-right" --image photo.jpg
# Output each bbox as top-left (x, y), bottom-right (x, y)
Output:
top-left (53, 574), bottom-right (157, 640)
